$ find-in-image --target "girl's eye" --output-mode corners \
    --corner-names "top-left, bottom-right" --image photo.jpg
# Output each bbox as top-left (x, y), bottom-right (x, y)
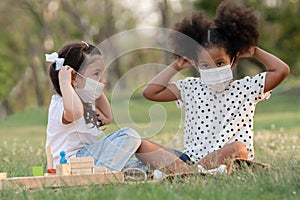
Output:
top-left (216, 62), bottom-right (224, 67)
top-left (200, 64), bottom-right (210, 69)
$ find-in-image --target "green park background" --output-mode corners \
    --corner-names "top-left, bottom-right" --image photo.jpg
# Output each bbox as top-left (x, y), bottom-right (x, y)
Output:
top-left (0, 0), bottom-right (299, 199)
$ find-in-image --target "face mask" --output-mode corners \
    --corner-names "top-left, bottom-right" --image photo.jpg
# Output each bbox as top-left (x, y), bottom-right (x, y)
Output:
top-left (199, 64), bottom-right (233, 93)
top-left (74, 73), bottom-right (104, 103)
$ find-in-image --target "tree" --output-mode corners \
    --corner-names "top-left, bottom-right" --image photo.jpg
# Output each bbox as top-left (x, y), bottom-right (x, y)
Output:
top-left (193, 0), bottom-right (300, 78)
top-left (0, 0), bottom-right (139, 118)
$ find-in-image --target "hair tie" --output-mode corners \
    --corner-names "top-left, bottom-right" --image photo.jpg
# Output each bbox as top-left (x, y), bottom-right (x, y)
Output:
top-left (45, 52), bottom-right (65, 70)
top-left (82, 41), bottom-right (89, 47)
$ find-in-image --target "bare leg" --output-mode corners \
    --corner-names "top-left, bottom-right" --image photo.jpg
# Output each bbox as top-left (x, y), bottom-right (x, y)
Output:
top-left (198, 141), bottom-right (248, 169)
top-left (135, 140), bottom-right (195, 174)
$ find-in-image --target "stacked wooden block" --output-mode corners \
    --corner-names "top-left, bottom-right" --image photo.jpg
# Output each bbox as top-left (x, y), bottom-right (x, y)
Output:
top-left (0, 146), bottom-right (123, 190)
top-left (70, 157), bottom-right (94, 175)
top-left (56, 157), bottom-right (107, 175)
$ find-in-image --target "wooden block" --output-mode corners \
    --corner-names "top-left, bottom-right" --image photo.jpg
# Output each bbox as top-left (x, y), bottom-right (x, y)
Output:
top-left (0, 172), bottom-right (124, 190)
top-left (71, 168), bottom-right (93, 175)
top-left (46, 146), bottom-right (53, 170)
top-left (94, 167), bottom-right (107, 173)
top-left (44, 172), bottom-right (57, 176)
top-left (70, 157), bottom-right (94, 163)
top-left (0, 173), bottom-right (7, 180)
top-left (56, 164), bottom-right (70, 175)
top-left (70, 162), bottom-right (94, 169)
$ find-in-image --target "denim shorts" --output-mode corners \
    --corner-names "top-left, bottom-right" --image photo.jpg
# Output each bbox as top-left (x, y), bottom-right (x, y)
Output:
top-left (168, 148), bottom-right (194, 165)
top-left (76, 127), bottom-right (141, 172)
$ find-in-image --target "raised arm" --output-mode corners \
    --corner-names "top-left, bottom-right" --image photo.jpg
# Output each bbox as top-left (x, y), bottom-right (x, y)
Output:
top-left (143, 57), bottom-right (193, 102)
top-left (252, 47), bottom-right (290, 92)
top-left (59, 66), bottom-right (84, 123)
top-left (237, 47), bottom-right (290, 93)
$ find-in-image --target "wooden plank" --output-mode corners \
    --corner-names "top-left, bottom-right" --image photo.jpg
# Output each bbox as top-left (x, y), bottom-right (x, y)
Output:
top-left (0, 172), bottom-right (124, 190)
top-left (94, 167), bottom-right (107, 173)
top-left (71, 168), bottom-right (93, 175)
top-left (70, 162), bottom-right (94, 169)
top-left (46, 146), bottom-right (53, 170)
top-left (69, 157), bottom-right (94, 163)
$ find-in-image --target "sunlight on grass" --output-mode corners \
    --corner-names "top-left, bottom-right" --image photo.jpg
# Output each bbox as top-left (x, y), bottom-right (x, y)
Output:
top-left (0, 93), bottom-right (299, 199)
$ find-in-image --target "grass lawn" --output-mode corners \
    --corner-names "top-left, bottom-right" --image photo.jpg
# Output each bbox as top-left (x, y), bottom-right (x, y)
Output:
top-left (0, 90), bottom-right (299, 199)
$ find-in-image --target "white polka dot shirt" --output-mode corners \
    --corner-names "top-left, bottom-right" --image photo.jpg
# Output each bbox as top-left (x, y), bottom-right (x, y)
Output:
top-left (175, 72), bottom-right (271, 161)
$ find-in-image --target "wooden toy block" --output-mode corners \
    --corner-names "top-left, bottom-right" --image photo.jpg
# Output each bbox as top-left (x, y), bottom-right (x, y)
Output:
top-left (70, 157), bottom-right (94, 172)
top-left (71, 168), bottom-right (93, 175)
top-left (56, 164), bottom-right (71, 175)
top-left (70, 162), bottom-right (94, 169)
top-left (46, 146), bottom-right (53, 170)
top-left (0, 173), bottom-right (7, 180)
top-left (0, 172), bottom-right (124, 190)
top-left (70, 157), bottom-right (94, 163)
top-left (94, 167), bottom-right (107, 173)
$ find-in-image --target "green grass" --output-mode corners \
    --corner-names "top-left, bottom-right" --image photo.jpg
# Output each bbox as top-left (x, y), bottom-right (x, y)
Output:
top-left (0, 91), bottom-right (299, 199)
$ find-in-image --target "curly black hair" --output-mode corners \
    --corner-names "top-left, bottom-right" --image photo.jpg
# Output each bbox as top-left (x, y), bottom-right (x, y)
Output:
top-left (169, 0), bottom-right (259, 62)
top-left (48, 41), bottom-right (104, 128)
top-left (169, 12), bottom-right (212, 61)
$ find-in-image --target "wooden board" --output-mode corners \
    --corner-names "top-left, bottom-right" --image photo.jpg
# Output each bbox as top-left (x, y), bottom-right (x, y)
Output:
top-left (0, 172), bottom-right (124, 190)
top-left (70, 157), bottom-right (94, 163)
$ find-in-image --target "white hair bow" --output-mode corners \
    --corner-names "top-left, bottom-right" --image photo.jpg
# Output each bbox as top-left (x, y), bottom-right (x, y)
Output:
top-left (45, 52), bottom-right (65, 70)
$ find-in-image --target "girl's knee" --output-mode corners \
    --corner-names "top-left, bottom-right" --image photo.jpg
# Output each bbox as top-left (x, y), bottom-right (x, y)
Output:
top-left (120, 127), bottom-right (142, 145)
top-left (120, 127), bottom-right (140, 138)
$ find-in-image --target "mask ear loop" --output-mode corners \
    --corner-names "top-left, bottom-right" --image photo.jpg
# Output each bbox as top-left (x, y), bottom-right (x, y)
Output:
top-left (74, 71), bottom-right (86, 79)
top-left (72, 71), bottom-right (86, 88)
top-left (230, 56), bottom-right (236, 67)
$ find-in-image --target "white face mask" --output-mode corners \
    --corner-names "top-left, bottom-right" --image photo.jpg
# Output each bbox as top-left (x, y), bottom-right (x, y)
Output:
top-left (74, 73), bottom-right (104, 103)
top-left (199, 64), bottom-right (233, 93)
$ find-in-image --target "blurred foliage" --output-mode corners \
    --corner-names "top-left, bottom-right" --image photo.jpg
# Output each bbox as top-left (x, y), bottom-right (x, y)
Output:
top-left (194, 0), bottom-right (300, 76)
top-left (0, 0), bottom-right (299, 117)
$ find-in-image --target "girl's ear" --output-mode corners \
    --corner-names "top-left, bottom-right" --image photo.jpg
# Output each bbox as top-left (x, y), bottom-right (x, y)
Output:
top-left (71, 71), bottom-right (77, 86)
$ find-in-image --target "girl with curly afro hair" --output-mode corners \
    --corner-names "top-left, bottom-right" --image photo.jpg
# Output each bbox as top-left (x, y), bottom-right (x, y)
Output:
top-left (143, 1), bottom-right (290, 173)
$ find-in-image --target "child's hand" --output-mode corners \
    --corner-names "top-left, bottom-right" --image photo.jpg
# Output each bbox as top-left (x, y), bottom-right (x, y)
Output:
top-left (237, 46), bottom-right (257, 59)
top-left (173, 57), bottom-right (195, 71)
top-left (58, 65), bottom-right (74, 85)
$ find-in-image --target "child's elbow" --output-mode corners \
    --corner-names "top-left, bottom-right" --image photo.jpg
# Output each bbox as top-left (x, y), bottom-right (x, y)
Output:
top-left (101, 115), bottom-right (113, 125)
top-left (106, 115), bottom-right (113, 124)
top-left (277, 63), bottom-right (290, 81)
top-left (282, 63), bottom-right (290, 79)
top-left (142, 88), bottom-right (152, 100)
